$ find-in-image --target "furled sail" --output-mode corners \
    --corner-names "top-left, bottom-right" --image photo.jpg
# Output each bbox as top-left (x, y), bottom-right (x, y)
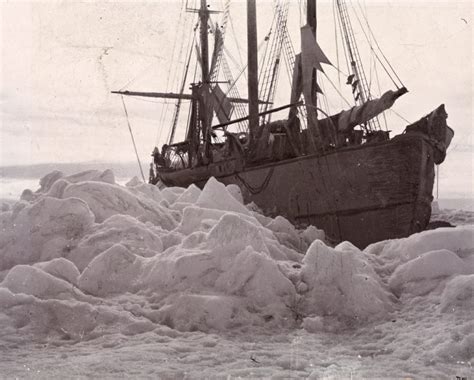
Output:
top-left (337, 87), bottom-right (408, 132)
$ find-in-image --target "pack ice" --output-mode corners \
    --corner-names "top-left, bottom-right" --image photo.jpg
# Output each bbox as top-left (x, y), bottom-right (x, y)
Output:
top-left (0, 169), bottom-right (473, 377)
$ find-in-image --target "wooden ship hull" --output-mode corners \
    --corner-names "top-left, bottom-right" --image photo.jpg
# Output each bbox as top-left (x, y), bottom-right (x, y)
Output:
top-left (158, 133), bottom-right (436, 248)
top-left (114, 1), bottom-right (454, 248)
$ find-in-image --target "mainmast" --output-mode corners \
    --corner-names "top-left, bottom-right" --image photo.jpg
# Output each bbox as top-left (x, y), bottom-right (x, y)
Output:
top-left (247, 0), bottom-right (259, 143)
top-left (307, 0), bottom-right (316, 39)
top-left (307, 0), bottom-right (317, 117)
top-left (199, 0), bottom-right (210, 83)
top-left (198, 0), bottom-right (212, 161)
top-left (302, 0), bottom-right (325, 152)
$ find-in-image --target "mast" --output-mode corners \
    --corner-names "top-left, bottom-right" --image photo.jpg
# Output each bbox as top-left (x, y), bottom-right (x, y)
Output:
top-left (307, 0), bottom-right (317, 118)
top-left (199, 0), bottom-right (210, 83)
top-left (247, 0), bottom-right (259, 143)
top-left (302, 0), bottom-right (326, 152)
top-left (307, 0), bottom-right (316, 39)
top-left (199, 0), bottom-right (212, 161)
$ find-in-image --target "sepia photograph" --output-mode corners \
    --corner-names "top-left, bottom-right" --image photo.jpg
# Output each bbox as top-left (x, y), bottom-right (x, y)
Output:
top-left (0, 0), bottom-right (472, 378)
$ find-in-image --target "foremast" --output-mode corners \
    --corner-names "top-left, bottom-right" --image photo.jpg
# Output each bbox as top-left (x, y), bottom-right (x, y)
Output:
top-left (198, 0), bottom-right (212, 162)
top-left (247, 0), bottom-right (259, 146)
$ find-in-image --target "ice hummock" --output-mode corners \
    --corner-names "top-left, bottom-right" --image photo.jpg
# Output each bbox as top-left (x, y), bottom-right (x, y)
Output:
top-left (0, 169), bottom-right (473, 378)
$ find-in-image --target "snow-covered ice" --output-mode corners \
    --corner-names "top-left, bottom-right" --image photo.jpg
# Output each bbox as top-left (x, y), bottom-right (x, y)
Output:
top-left (0, 169), bottom-right (473, 379)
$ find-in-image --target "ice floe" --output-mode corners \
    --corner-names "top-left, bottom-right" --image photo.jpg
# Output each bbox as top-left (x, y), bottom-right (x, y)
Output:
top-left (0, 169), bottom-right (473, 378)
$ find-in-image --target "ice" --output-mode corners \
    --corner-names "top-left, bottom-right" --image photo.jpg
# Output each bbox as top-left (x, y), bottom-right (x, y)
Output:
top-left (2, 265), bottom-right (83, 300)
top-left (176, 205), bottom-right (260, 236)
top-left (0, 196), bottom-right (94, 270)
top-left (301, 316), bottom-right (325, 333)
top-left (267, 216), bottom-right (325, 252)
top-left (62, 181), bottom-right (178, 229)
top-left (69, 214), bottom-right (163, 270)
top-left (366, 226), bottom-right (474, 269)
top-left (226, 183), bottom-right (244, 204)
top-left (45, 178), bottom-right (72, 198)
top-left (0, 169), bottom-right (473, 378)
top-left (157, 293), bottom-right (247, 331)
top-left (196, 177), bottom-right (251, 216)
top-left (125, 176), bottom-right (142, 187)
top-left (389, 249), bottom-right (469, 296)
top-left (301, 240), bottom-right (392, 320)
top-left (439, 274), bottom-right (474, 312)
top-left (36, 169), bottom-right (115, 195)
top-left (169, 184), bottom-right (202, 212)
top-left (126, 182), bottom-right (165, 204)
top-left (63, 169), bottom-right (115, 185)
top-left (78, 244), bottom-right (144, 296)
top-left (175, 183), bottom-right (201, 203)
top-left (34, 258), bottom-right (81, 285)
top-left (161, 186), bottom-right (185, 204)
top-left (38, 170), bottom-right (65, 192)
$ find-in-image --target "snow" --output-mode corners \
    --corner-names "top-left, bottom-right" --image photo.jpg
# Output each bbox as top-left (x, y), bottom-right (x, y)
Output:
top-left (0, 169), bottom-right (473, 378)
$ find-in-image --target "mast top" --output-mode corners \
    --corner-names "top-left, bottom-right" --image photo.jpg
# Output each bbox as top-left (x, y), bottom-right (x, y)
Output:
top-left (307, 0), bottom-right (317, 37)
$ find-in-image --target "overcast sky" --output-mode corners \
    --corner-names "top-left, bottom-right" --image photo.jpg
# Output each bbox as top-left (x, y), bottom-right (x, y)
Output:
top-left (0, 1), bottom-right (472, 197)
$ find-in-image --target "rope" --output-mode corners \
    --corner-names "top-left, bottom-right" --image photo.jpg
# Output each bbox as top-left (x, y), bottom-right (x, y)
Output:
top-left (322, 72), bottom-right (352, 107)
top-left (355, 0), bottom-right (405, 88)
top-left (228, 4), bottom-right (245, 74)
top-left (168, 27), bottom-right (197, 144)
top-left (350, 4), bottom-right (400, 90)
top-left (332, 1), bottom-right (342, 108)
top-left (121, 96), bottom-right (146, 183)
top-left (374, 60), bottom-right (389, 131)
top-left (335, 1), bottom-right (351, 78)
top-left (157, 1), bottom-right (188, 139)
top-left (236, 167), bottom-right (275, 195)
top-left (160, 1), bottom-right (197, 145)
top-left (389, 108), bottom-right (412, 125)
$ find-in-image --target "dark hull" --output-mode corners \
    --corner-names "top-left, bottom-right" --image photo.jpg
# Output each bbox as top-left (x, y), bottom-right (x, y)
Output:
top-left (159, 134), bottom-right (435, 248)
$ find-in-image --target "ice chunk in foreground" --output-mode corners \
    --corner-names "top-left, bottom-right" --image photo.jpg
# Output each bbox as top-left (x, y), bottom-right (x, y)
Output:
top-left (439, 274), bottom-right (474, 313)
top-left (175, 183), bottom-right (201, 204)
top-left (389, 249), bottom-right (469, 296)
top-left (78, 244), bottom-right (144, 296)
top-left (366, 226), bottom-right (474, 269)
top-left (34, 258), bottom-right (81, 285)
top-left (62, 181), bottom-right (177, 229)
top-left (226, 183), bottom-right (244, 204)
top-left (2, 166), bottom-right (473, 356)
top-left (196, 177), bottom-right (250, 216)
top-left (38, 170), bottom-right (64, 193)
top-left (301, 240), bottom-right (392, 320)
top-left (64, 169), bottom-right (115, 185)
top-left (127, 182), bottom-right (164, 204)
top-left (0, 197), bottom-right (94, 270)
top-left (2, 265), bottom-right (82, 300)
top-left (37, 169), bottom-right (115, 195)
top-left (69, 214), bottom-right (163, 271)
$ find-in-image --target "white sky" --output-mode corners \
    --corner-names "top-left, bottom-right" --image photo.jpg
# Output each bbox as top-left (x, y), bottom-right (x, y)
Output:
top-left (0, 1), bottom-right (472, 196)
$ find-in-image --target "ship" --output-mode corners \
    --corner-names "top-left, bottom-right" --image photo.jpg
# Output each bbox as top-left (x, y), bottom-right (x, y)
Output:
top-left (113, 0), bottom-right (453, 248)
